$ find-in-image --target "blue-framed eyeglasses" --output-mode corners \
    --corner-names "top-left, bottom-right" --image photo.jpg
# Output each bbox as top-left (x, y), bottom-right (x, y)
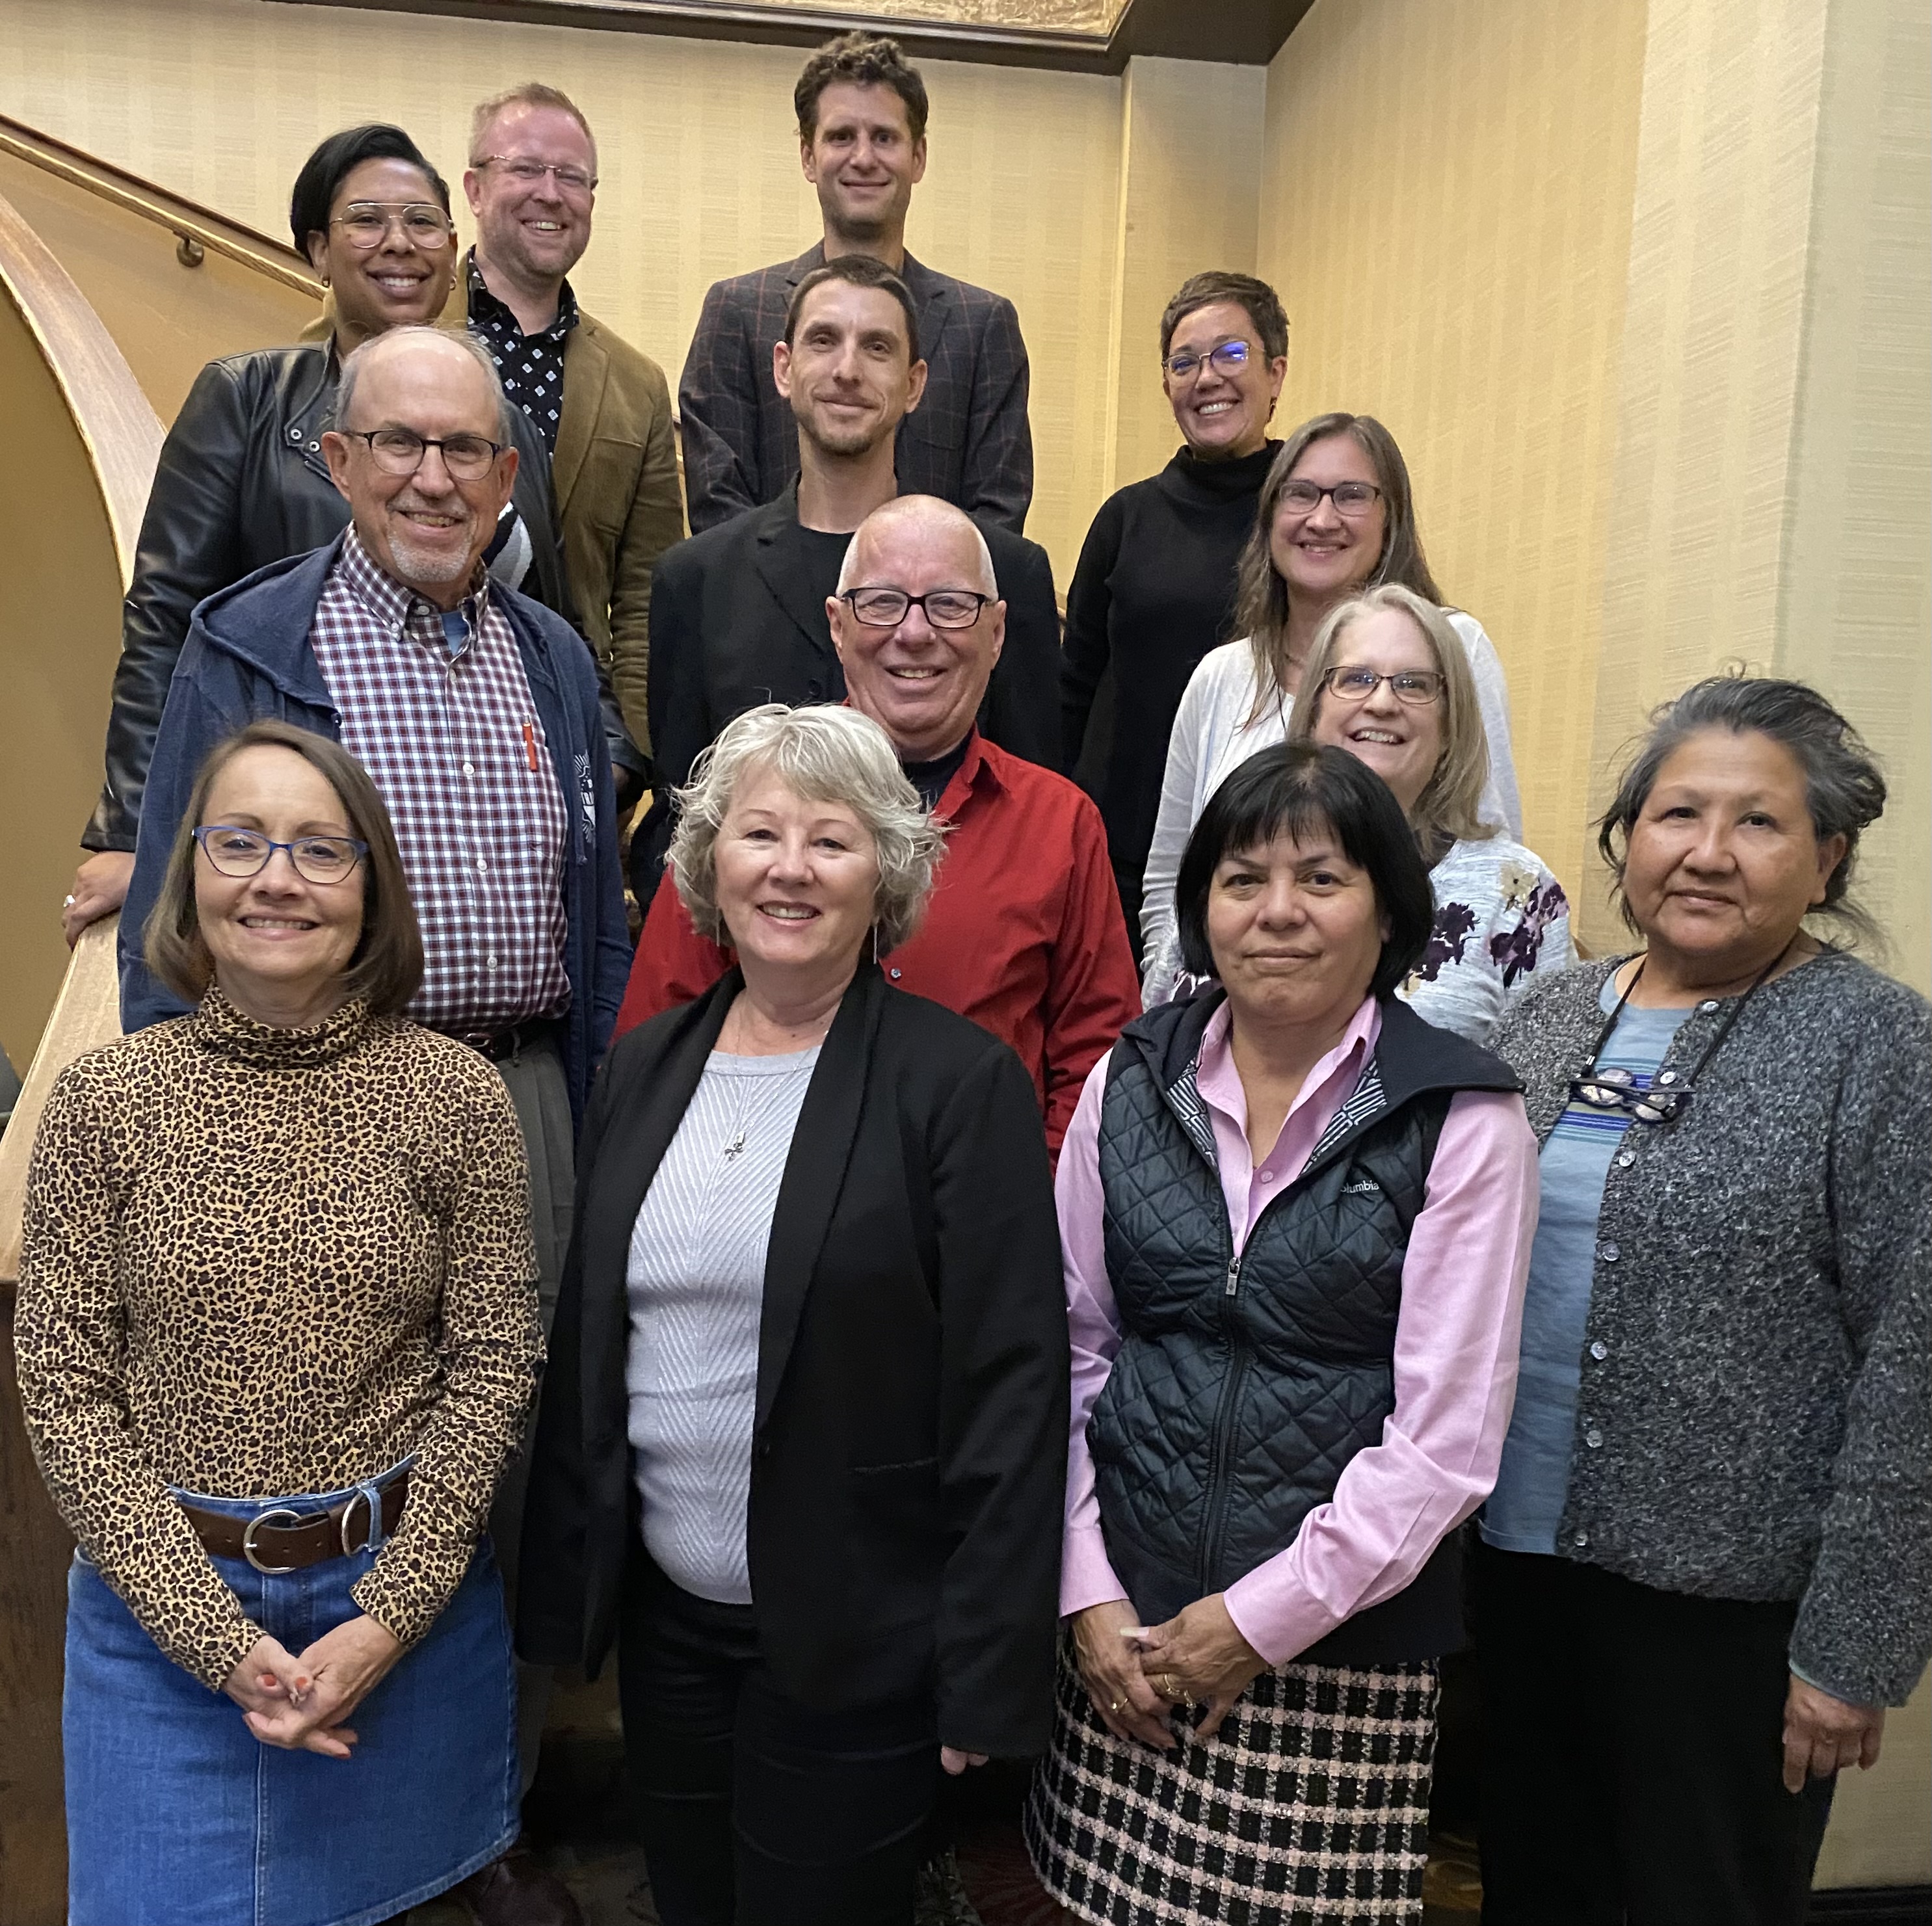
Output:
top-left (193, 825), bottom-right (368, 885)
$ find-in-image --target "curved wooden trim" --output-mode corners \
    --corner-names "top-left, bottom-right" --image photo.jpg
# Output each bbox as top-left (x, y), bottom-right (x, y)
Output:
top-left (0, 191), bottom-right (153, 1286)
top-left (0, 113), bottom-right (323, 298)
top-left (0, 184), bottom-right (163, 576)
top-left (0, 921), bottom-right (121, 1291)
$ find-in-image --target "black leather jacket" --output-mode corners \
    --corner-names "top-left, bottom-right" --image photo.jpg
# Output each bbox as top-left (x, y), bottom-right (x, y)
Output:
top-left (86, 341), bottom-right (607, 851)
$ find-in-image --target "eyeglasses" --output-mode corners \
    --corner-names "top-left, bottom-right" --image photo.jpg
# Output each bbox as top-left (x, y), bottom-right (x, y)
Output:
top-left (839, 587), bottom-right (992, 629)
top-left (1568, 1064), bottom-right (1690, 1124)
top-left (1321, 666), bottom-right (1444, 706)
top-left (194, 826), bottom-right (368, 885)
top-left (341, 428), bottom-right (508, 481)
top-left (475, 155), bottom-right (597, 194)
top-left (1162, 339), bottom-right (1251, 381)
top-left (1279, 480), bottom-right (1383, 517)
top-left (330, 202), bottom-right (454, 250)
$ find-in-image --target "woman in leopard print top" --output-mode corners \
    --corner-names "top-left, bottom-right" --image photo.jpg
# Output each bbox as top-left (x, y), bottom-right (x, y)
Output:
top-left (16, 722), bottom-right (543, 1926)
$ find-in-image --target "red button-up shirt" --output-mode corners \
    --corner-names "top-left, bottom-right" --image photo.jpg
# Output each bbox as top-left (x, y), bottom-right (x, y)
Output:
top-left (615, 733), bottom-right (1139, 1154)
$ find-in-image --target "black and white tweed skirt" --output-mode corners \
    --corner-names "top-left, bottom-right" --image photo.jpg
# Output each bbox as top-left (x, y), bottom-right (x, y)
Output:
top-left (1024, 1638), bottom-right (1438, 1925)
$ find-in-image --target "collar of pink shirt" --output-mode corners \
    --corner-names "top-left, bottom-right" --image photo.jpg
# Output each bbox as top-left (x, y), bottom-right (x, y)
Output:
top-left (1192, 992), bottom-right (1383, 1250)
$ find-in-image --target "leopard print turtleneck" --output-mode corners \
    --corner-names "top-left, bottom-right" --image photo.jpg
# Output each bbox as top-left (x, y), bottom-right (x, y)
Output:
top-left (15, 990), bottom-right (543, 1691)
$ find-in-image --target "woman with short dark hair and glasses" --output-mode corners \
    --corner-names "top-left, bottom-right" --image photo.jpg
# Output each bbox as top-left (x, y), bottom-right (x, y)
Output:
top-left (1061, 270), bottom-right (1291, 938)
top-left (1139, 412), bottom-right (1523, 988)
top-left (1026, 743), bottom-right (1539, 1926)
top-left (18, 721), bottom-right (543, 1926)
top-left (1474, 676), bottom-right (1932, 1923)
top-left (62, 121), bottom-right (577, 947)
top-left (1146, 584), bottom-right (1568, 1037)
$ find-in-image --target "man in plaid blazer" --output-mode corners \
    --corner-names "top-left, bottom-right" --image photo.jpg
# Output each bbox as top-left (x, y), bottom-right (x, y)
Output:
top-left (678, 31), bottom-right (1033, 536)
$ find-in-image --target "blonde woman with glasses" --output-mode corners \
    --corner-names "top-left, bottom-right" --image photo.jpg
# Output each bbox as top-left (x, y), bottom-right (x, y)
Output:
top-left (1146, 583), bottom-right (1569, 1042)
top-left (1139, 412), bottom-right (1524, 1005)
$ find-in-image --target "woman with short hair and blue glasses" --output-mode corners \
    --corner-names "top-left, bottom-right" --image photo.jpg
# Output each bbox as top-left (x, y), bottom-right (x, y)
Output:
top-left (18, 720), bottom-right (542, 1926)
top-left (1061, 270), bottom-right (1291, 939)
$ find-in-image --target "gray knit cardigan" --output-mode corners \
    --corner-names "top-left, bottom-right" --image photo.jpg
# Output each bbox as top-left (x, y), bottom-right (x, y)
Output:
top-left (1489, 949), bottom-right (1931, 1706)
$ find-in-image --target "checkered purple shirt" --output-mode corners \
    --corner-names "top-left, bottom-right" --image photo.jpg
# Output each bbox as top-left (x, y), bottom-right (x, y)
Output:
top-left (308, 529), bottom-right (570, 1033)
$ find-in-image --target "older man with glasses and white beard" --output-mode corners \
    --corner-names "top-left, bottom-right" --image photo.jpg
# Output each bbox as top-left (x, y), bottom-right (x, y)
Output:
top-left (119, 321), bottom-right (628, 1926)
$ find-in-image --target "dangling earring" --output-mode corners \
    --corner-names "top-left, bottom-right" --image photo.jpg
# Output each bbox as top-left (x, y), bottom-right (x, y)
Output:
top-left (871, 925), bottom-right (882, 967)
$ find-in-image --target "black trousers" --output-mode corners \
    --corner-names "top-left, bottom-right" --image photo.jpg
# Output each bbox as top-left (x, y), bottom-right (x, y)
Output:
top-left (1472, 1542), bottom-right (1835, 1926)
top-left (618, 1552), bottom-right (939, 1926)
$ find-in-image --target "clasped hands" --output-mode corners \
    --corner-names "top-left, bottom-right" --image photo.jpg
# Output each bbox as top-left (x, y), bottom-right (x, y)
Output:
top-left (1073, 1595), bottom-right (1267, 1748)
top-left (222, 1614), bottom-right (403, 1760)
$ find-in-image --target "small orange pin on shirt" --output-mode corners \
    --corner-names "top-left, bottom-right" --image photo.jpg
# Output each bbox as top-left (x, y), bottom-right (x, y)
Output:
top-left (522, 722), bottom-right (539, 772)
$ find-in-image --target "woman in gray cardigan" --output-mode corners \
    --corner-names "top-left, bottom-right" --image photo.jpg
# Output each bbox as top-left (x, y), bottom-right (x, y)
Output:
top-left (1475, 676), bottom-right (1929, 1926)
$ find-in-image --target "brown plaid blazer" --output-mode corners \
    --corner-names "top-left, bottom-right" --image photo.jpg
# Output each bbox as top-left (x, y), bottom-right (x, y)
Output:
top-left (678, 242), bottom-right (1033, 536)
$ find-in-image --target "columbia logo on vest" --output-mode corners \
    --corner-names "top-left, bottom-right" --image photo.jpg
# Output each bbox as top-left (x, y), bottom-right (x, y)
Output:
top-left (1341, 1178), bottom-right (1383, 1195)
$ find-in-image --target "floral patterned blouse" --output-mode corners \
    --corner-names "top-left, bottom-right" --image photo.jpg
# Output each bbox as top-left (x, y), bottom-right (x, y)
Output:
top-left (1402, 836), bottom-right (1572, 1043)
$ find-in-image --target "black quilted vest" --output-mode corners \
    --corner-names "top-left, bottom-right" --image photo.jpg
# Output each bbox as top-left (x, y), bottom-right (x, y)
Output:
top-left (1091, 989), bottom-right (1520, 1667)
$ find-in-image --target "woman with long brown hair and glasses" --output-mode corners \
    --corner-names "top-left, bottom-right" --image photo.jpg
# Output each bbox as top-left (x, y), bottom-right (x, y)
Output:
top-left (1139, 412), bottom-right (1524, 1005)
top-left (61, 122), bottom-right (577, 947)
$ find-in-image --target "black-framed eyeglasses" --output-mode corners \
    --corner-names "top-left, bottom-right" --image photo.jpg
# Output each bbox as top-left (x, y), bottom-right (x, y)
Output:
top-left (475, 155), bottom-right (597, 194)
top-left (341, 428), bottom-right (508, 481)
top-left (1162, 339), bottom-right (1251, 380)
top-left (330, 202), bottom-right (454, 250)
top-left (1280, 479), bottom-right (1383, 516)
top-left (194, 826), bottom-right (368, 885)
top-left (1321, 666), bottom-right (1444, 706)
top-left (1568, 1064), bottom-right (1691, 1124)
top-left (1565, 938), bottom-right (1795, 1129)
top-left (839, 587), bottom-right (993, 629)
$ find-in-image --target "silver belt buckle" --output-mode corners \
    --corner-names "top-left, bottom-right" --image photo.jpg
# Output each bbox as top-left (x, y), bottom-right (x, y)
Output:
top-left (241, 1506), bottom-right (304, 1576)
top-left (339, 1488), bottom-right (374, 1559)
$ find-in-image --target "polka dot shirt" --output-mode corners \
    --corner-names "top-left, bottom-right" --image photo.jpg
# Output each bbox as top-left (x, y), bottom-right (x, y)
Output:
top-left (467, 251), bottom-right (579, 454)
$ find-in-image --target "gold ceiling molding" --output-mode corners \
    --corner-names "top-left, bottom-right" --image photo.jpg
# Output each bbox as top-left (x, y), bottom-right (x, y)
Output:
top-left (752, 0), bottom-right (1123, 33)
top-left (260, 0), bottom-right (1314, 72)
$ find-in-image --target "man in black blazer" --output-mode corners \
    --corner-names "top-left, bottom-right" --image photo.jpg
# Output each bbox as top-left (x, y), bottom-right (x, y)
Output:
top-left (636, 253), bottom-right (1057, 893)
top-left (678, 31), bottom-right (1032, 534)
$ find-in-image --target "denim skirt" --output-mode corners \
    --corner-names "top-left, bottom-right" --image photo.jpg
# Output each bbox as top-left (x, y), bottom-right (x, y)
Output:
top-left (64, 1469), bottom-right (518, 1926)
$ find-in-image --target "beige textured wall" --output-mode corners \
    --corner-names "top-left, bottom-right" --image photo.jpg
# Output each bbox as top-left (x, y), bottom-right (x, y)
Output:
top-left (1258, 0), bottom-right (1651, 908)
top-left (0, 0), bottom-right (1158, 586)
top-left (1581, 0), bottom-right (1930, 993)
top-left (1102, 56), bottom-right (1265, 493)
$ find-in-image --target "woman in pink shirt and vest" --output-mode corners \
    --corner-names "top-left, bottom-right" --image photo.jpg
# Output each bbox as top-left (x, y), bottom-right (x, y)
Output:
top-left (1025, 743), bottom-right (1540, 1926)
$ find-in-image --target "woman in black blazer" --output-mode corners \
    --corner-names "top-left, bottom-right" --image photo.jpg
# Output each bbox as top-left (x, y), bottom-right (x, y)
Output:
top-left (518, 703), bottom-right (1068, 1926)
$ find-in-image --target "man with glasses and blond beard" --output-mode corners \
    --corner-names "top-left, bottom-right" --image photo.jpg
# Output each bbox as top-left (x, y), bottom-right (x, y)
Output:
top-left (463, 83), bottom-right (685, 768)
top-left (119, 324), bottom-right (628, 1926)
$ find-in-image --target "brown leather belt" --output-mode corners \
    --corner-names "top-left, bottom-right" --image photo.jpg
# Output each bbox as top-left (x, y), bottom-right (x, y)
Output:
top-left (179, 1473), bottom-right (410, 1574)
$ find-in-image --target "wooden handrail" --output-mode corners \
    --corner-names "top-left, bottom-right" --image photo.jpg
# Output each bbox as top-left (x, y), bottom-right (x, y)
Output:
top-left (0, 922), bottom-right (122, 1289)
top-left (0, 112), bottom-right (323, 299)
top-left (0, 185), bottom-right (154, 1287)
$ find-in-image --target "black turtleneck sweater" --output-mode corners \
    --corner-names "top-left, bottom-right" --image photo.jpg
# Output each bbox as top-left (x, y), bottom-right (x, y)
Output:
top-left (1061, 441), bottom-right (1278, 934)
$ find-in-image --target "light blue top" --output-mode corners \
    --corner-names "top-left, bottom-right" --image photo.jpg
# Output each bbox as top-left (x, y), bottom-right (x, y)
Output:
top-left (1481, 979), bottom-right (1691, 1555)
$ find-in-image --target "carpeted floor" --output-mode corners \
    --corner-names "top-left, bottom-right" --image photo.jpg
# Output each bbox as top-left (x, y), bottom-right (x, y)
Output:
top-left (402, 1675), bottom-right (1482, 1926)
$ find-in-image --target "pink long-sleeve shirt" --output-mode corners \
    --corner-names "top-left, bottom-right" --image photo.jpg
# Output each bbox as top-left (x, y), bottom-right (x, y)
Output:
top-left (1057, 994), bottom-right (1539, 1665)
